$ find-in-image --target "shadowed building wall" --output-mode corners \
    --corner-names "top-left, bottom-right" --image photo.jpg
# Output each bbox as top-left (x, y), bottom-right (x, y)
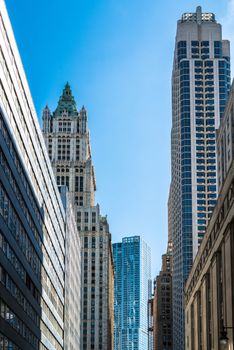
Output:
top-left (153, 247), bottom-right (173, 350)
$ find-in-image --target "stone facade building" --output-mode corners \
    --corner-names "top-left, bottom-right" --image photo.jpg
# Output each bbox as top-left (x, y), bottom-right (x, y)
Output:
top-left (42, 84), bottom-right (114, 350)
top-left (60, 187), bottom-right (81, 350)
top-left (185, 82), bottom-right (234, 350)
top-left (153, 245), bottom-right (173, 350)
top-left (148, 296), bottom-right (154, 350)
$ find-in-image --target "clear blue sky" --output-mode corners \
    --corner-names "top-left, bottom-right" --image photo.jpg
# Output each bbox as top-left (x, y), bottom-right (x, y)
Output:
top-left (5, 0), bottom-right (232, 276)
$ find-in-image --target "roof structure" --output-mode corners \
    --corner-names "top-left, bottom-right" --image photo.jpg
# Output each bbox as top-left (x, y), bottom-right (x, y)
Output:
top-left (54, 82), bottom-right (78, 117)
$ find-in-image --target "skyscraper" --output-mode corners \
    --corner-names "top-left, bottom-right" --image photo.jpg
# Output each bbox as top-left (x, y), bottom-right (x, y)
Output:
top-left (113, 236), bottom-right (151, 350)
top-left (170, 7), bottom-right (230, 350)
top-left (42, 84), bottom-right (115, 350)
top-left (0, 1), bottom-right (70, 349)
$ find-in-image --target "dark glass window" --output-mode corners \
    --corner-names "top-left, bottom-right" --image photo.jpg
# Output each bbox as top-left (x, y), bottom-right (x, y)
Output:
top-left (201, 41), bottom-right (209, 47)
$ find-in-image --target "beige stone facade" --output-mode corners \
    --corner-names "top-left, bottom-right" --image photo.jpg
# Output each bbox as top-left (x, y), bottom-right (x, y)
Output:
top-left (185, 162), bottom-right (234, 350)
top-left (42, 84), bottom-right (114, 350)
top-left (185, 82), bottom-right (234, 350)
top-left (153, 248), bottom-right (173, 350)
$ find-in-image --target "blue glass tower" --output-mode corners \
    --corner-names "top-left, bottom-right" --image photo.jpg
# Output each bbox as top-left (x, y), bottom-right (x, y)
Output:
top-left (113, 236), bottom-right (151, 350)
top-left (170, 7), bottom-right (231, 350)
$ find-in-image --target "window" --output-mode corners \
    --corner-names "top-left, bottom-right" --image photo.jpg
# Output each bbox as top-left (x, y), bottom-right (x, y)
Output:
top-left (92, 212), bottom-right (96, 223)
top-left (77, 212), bottom-right (81, 223)
top-left (201, 41), bottom-right (209, 47)
top-left (85, 212), bottom-right (89, 223)
top-left (75, 176), bottom-right (84, 192)
top-left (84, 237), bottom-right (88, 248)
top-left (214, 41), bottom-right (222, 58)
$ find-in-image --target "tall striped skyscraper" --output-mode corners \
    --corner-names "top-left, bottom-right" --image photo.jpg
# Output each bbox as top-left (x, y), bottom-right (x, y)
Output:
top-left (170, 7), bottom-right (231, 350)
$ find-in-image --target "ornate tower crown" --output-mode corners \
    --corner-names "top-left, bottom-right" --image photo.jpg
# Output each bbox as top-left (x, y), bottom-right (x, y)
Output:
top-left (54, 82), bottom-right (78, 117)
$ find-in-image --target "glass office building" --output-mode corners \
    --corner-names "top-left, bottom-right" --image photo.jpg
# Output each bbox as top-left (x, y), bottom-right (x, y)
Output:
top-left (113, 236), bottom-right (151, 350)
top-left (170, 7), bottom-right (231, 350)
top-left (0, 1), bottom-right (70, 349)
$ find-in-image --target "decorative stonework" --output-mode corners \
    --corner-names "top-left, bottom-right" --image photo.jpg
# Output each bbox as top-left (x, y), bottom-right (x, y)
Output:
top-left (42, 84), bottom-right (114, 350)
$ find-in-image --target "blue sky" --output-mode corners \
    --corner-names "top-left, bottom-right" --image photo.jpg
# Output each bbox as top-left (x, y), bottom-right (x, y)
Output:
top-left (6, 0), bottom-right (232, 276)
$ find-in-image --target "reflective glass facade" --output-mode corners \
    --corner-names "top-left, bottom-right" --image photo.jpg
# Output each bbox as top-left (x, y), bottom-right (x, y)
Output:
top-left (113, 236), bottom-right (151, 350)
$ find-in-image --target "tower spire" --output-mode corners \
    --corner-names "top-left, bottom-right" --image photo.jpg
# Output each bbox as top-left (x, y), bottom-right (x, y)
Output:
top-left (54, 82), bottom-right (78, 117)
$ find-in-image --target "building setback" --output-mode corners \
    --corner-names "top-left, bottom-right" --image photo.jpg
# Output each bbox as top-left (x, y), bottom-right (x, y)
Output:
top-left (0, 1), bottom-right (69, 349)
top-left (185, 81), bottom-right (234, 350)
top-left (42, 83), bottom-right (114, 350)
top-left (170, 7), bottom-right (230, 349)
top-left (113, 236), bottom-right (151, 350)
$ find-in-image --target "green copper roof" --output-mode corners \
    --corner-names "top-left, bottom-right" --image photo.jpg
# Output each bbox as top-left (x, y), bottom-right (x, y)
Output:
top-left (53, 83), bottom-right (78, 117)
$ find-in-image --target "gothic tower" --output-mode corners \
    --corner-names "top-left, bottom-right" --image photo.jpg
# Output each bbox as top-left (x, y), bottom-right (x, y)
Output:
top-left (42, 83), bottom-right (114, 350)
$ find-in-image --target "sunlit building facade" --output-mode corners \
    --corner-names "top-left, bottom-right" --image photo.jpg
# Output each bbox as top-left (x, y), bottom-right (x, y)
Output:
top-left (0, 1), bottom-right (67, 349)
top-left (185, 81), bottom-right (234, 350)
top-left (42, 84), bottom-right (114, 350)
top-left (113, 236), bottom-right (151, 350)
top-left (60, 187), bottom-right (81, 350)
top-left (170, 7), bottom-right (231, 349)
